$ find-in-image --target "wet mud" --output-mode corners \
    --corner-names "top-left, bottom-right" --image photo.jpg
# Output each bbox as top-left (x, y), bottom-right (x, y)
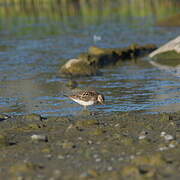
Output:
top-left (0, 111), bottom-right (180, 179)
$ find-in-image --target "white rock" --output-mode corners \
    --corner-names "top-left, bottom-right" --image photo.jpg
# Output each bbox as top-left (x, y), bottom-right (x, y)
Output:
top-left (31, 134), bottom-right (48, 142)
top-left (164, 134), bottom-right (174, 141)
top-left (138, 135), bottom-right (146, 140)
top-left (160, 131), bottom-right (166, 137)
top-left (149, 36), bottom-right (180, 58)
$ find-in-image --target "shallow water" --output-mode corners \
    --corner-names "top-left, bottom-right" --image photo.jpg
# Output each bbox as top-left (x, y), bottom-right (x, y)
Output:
top-left (0, 0), bottom-right (180, 117)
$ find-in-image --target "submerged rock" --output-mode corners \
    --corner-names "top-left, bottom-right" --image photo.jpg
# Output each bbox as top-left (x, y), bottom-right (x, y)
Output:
top-left (149, 36), bottom-right (180, 59)
top-left (60, 44), bottom-right (156, 76)
top-left (60, 58), bottom-right (99, 76)
top-left (149, 36), bottom-right (180, 76)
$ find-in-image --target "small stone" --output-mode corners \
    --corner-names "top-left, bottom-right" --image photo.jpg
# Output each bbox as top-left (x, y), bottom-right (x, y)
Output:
top-left (138, 135), bottom-right (146, 140)
top-left (49, 177), bottom-right (55, 180)
top-left (169, 140), bottom-right (177, 148)
top-left (93, 154), bottom-right (98, 158)
top-left (95, 158), bottom-right (101, 162)
top-left (118, 157), bottom-right (124, 161)
top-left (130, 155), bottom-right (135, 160)
top-left (87, 140), bottom-right (93, 145)
top-left (78, 137), bottom-right (83, 140)
top-left (164, 134), bottom-right (174, 141)
top-left (17, 176), bottom-right (24, 180)
top-left (159, 146), bottom-right (168, 151)
top-left (160, 132), bottom-right (166, 137)
top-left (169, 143), bottom-right (175, 148)
top-left (45, 154), bottom-right (52, 159)
top-left (53, 169), bottom-right (61, 177)
top-left (31, 134), bottom-right (48, 142)
top-left (107, 166), bottom-right (113, 171)
top-left (58, 155), bottom-right (65, 160)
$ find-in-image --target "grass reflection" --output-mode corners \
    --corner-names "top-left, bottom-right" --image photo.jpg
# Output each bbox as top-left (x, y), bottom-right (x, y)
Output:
top-left (0, 0), bottom-right (179, 36)
top-left (1, 0), bottom-right (179, 22)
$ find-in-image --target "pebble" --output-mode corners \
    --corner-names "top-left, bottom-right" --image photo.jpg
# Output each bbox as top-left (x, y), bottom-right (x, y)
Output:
top-left (159, 146), bottom-right (168, 151)
top-left (17, 176), bottom-right (24, 180)
top-left (31, 134), bottom-right (48, 142)
top-left (160, 131), bottom-right (166, 136)
top-left (107, 166), bottom-right (113, 171)
top-left (93, 154), bottom-right (98, 158)
top-left (45, 154), bottom-right (52, 159)
top-left (95, 158), bottom-right (101, 162)
top-left (160, 132), bottom-right (174, 141)
top-left (78, 137), bottom-right (83, 140)
top-left (164, 134), bottom-right (174, 141)
top-left (87, 140), bottom-right (93, 145)
top-left (58, 155), bottom-right (65, 160)
top-left (115, 123), bottom-right (119, 127)
top-left (169, 143), bottom-right (176, 148)
top-left (53, 170), bottom-right (61, 177)
top-left (138, 135), bottom-right (146, 140)
top-left (168, 141), bottom-right (177, 148)
top-left (118, 157), bottom-right (124, 161)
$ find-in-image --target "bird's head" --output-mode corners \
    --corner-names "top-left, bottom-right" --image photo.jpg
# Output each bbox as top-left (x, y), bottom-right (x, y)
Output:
top-left (97, 94), bottom-right (105, 104)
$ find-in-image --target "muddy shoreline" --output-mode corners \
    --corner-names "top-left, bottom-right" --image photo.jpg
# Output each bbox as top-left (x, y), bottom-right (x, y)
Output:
top-left (0, 111), bottom-right (180, 179)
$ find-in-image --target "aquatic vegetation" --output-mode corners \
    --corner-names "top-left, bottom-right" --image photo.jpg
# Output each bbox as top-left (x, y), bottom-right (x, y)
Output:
top-left (0, 0), bottom-right (179, 35)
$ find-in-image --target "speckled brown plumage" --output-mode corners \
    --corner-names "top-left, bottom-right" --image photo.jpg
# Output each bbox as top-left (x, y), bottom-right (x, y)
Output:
top-left (67, 90), bottom-right (105, 108)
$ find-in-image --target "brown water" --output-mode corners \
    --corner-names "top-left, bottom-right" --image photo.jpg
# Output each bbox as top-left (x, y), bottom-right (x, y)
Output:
top-left (0, 0), bottom-right (180, 117)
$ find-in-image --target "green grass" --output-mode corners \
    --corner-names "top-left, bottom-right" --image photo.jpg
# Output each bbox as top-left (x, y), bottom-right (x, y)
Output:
top-left (0, 0), bottom-right (179, 36)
